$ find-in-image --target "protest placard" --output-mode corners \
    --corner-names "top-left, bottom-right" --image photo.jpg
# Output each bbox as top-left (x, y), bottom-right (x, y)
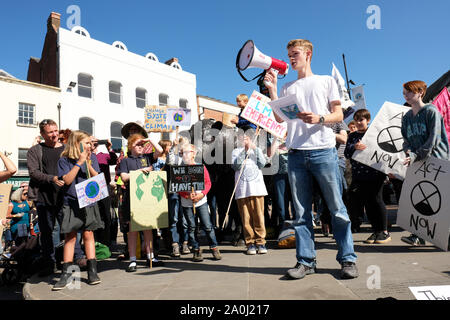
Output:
top-left (129, 170), bottom-right (168, 232)
top-left (168, 165), bottom-right (204, 193)
top-left (241, 90), bottom-right (287, 139)
top-left (409, 285), bottom-right (450, 300)
top-left (352, 101), bottom-right (411, 179)
top-left (75, 173), bottom-right (109, 209)
top-left (0, 184), bottom-right (12, 236)
top-left (397, 156), bottom-right (450, 251)
top-left (166, 108), bottom-right (191, 127)
top-left (144, 105), bottom-right (176, 132)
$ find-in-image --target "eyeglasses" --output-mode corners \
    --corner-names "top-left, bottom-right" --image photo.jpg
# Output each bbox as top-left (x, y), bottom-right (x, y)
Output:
top-left (182, 150), bottom-right (194, 154)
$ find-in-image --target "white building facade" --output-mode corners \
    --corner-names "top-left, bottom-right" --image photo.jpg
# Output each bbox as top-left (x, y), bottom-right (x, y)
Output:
top-left (58, 26), bottom-right (197, 150)
top-left (0, 76), bottom-right (61, 181)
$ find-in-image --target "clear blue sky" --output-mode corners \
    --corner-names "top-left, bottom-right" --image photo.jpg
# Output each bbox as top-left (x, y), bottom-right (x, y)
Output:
top-left (1, 0), bottom-right (449, 117)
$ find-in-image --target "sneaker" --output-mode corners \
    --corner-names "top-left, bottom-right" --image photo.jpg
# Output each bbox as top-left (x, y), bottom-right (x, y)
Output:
top-left (126, 261), bottom-right (137, 272)
top-left (364, 233), bottom-right (378, 244)
top-left (341, 261), bottom-right (359, 279)
top-left (1, 253), bottom-right (11, 259)
top-left (286, 263), bottom-right (316, 280)
top-left (257, 244), bottom-right (268, 254)
top-left (192, 248), bottom-right (203, 262)
top-left (246, 244), bottom-right (257, 255)
top-left (237, 239), bottom-right (246, 247)
top-left (211, 247), bottom-right (222, 260)
top-left (171, 243), bottom-right (180, 257)
top-left (181, 241), bottom-right (191, 254)
top-left (401, 234), bottom-right (425, 246)
top-left (375, 232), bottom-right (391, 244)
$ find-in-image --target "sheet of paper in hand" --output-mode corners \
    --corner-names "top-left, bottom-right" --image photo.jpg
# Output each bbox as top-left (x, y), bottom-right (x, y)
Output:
top-left (352, 101), bottom-right (410, 179)
top-left (75, 173), bottom-right (109, 209)
top-left (130, 170), bottom-right (168, 231)
top-left (268, 94), bottom-right (302, 122)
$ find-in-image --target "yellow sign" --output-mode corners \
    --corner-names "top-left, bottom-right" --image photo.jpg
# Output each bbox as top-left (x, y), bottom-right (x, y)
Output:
top-left (129, 170), bottom-right (169, 231)
top-left (144, 105), bottom-right (177, 132)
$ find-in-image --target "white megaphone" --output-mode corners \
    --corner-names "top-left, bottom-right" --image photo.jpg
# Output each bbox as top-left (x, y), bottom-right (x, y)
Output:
top-left (236, 40), bottom-right (289, 84)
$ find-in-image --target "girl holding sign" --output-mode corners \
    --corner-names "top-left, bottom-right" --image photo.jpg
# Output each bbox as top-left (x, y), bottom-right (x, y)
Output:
top-left (118, 133), bottom-right (164, 272)
top-left (53, 131), bottom-right (104, 291)
top-left (400, 80), bottom-right (450, 247)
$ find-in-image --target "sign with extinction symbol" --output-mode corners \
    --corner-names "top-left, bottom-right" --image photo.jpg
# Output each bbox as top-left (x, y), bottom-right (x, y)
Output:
top-left (410, 181), bottom-right (441, 216)
top-left (352, 101), bottom-right (410, 179)
top-left (377, 126), bottom-right (404, 153)
top-left (397, 157), bottom-right (450, 251)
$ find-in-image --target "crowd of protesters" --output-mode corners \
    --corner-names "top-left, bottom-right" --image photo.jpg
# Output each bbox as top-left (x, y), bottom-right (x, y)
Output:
top-left (1, 39), bottom-right (448, 290)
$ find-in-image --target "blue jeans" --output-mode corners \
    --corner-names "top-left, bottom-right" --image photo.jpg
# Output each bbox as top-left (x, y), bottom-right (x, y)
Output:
top-left (168, 194), bottom-right (188, 245)
top-left (182, 202), bottom-right (218, 250)
top-left (288, 148), bottom-right (357, 267)
top-left (272, 173), bottom-right (298, 225)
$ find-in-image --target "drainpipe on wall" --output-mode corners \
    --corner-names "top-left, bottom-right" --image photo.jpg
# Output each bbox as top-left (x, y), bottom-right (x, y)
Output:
top-left (57, 103), bottom-right (61, 128)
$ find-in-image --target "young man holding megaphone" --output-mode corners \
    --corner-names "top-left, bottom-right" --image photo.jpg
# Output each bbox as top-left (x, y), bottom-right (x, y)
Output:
top-left (264, 39), bottom-right (358, 280)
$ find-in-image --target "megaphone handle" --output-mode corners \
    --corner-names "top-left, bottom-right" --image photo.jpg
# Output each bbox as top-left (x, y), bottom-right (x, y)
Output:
top-left (264, 68), bottom-right (279, 86)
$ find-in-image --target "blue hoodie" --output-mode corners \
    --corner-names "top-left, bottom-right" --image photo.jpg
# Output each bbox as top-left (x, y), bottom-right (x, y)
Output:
top-left (401, 104), bottom-right (450, 162)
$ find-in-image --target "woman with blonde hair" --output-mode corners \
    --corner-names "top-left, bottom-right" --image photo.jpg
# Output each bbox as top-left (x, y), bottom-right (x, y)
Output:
top-left (53, 130), bottom-right (104, 290)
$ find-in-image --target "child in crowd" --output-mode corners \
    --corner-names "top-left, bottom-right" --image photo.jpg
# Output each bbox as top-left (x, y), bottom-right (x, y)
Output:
top-left (344, 109), bottom-right (391, 244)
top-left (118, 133), bottom-right (164, 272)
top-left (231, 126), bottom-right (268, 255)
top-left (53, 130), bottom-right (104, 290)
top-left (167, 136), bottom-right (191, 257)
top-left (400, 80), bottom-right (450, 247)
top-left (231, 94), bottom-right (257, 129)
top-left (347, 120), bottom-right (357, 133)
top-left (178, 143), bottom-right (221, 262)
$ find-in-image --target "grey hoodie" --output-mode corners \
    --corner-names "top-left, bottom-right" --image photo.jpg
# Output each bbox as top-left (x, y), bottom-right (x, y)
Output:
top-left (401, 104), bottom-right (450, 162)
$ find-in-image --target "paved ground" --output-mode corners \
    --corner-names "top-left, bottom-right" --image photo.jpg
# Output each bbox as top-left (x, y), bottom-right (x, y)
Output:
top-left (21, 207), bottom-right (450, 301)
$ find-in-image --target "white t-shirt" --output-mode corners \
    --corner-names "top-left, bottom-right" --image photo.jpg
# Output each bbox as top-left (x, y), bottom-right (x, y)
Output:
top-left (279, 75), bottom-right (340, 150)
top-left (232, 148), bottom-right (268, 200)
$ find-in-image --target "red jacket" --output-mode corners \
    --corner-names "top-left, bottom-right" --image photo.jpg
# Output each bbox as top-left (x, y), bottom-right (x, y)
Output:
top-left (178, 165), bottom-right (211, 199)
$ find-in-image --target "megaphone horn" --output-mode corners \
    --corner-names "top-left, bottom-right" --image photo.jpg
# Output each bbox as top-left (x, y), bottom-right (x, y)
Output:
top-left (236, 40), bottom-right (289, 80)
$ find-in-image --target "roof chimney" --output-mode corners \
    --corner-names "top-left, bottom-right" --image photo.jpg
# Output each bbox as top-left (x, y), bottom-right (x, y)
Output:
top-left (47, 12), bottom-right (61, 33)
top-left (165, 57), bottom-right (179, 65)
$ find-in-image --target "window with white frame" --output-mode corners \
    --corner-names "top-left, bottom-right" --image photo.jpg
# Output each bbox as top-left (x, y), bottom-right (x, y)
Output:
top-left (78, 73), bottom-right (93, 98)
top-left (79, 117), bottom-right (94, 135)
top-left (110, 122), bottom-right (123, 152)
top-left (179, 99), bottom-right (188, 109)
top-left (136, 88), bottom-right (147, 109)
top-left (109, 81), bottom-right (122, 104)
top-left (18, 148), bottom-right (28, 172)
top-left (159, 93), bottom-right (169, 106)
top-left (18, 103), bottom-right (35, 125)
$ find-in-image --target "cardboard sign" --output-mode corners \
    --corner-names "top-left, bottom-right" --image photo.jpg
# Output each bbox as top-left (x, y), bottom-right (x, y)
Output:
top-left (352, 101), bottom-right (411, 179)
top-left (129, 171), bottom-right (168, 232)
top-left (409, 285), bottom-right (450, 300)
top-left (397, 157), bottom-right (450, 251)
top-left (166, 108), bottom-right (191, 127)
top-left (0, 184), bottom-right (12, 236)
top-left (75, 173), bottom-right (109, 209)
top-left (144, 105), bottom-right (176, 132)
top-left (169, 165), bottom-right (204, 193)
top-left (241, 91), bottom-right (287, 139)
